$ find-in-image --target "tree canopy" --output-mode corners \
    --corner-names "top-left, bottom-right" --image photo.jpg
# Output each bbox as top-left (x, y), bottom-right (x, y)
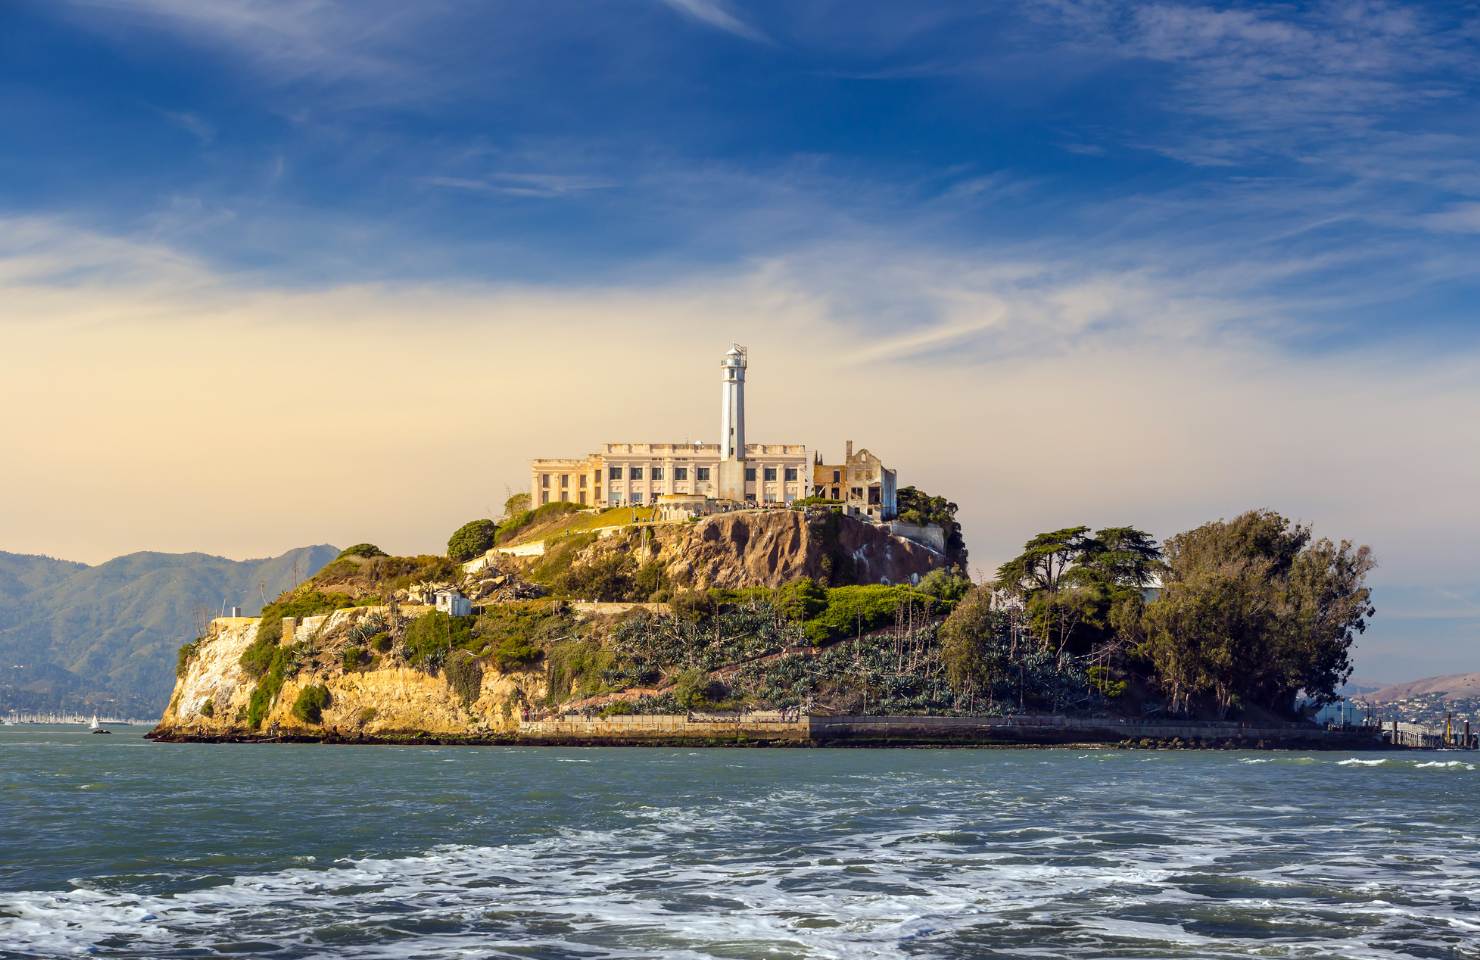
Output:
top-left (895, 486), bottom-right (968, 570)
top-left (1142, 509), bottom-right (1374, 716)
top-left (447, 519), bottom-right (498, 563)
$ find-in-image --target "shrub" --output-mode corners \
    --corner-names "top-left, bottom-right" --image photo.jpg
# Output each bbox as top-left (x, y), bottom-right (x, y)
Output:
top-left (199, 698), bottom-right (214, 718)
top-left (176, 638), bottom-right (201, 678)
top-left (492, 634), bottom-right (543, 672)
top-left (803, 584), bottom-right (919, 644)
top-left (447, 519), bottom-right (498, 562)
top-left (633, 561), bottom-right (667, 600)
top-left (338, 543), bottom-right (387, 559)
top-left (671, 667), bottom-right (724, 709)
top-left (291, 684), bottom-right (332, 724)
top-left (403, 611), bottom-right (474, 672)
top-left (917, 569), bottom-right (972, 609)
top-left (245, 644), bottom-right (296, 728)
top-left (669, 589), bottom-right (716, 623)
top-left (356, 707), bottom-right (378, 726)
top-left (774, 578), bottom-right (827, 622)
top-left (369, 632), bottom-right (392, 653)
top-left (445, 650), bottom-right (484, 705)
top-left (601, 700), bottom-right (637, 717)
top-left (342, 645), bottom-right (368, 672)
top-left (546, 638), bottom-right (615, 702)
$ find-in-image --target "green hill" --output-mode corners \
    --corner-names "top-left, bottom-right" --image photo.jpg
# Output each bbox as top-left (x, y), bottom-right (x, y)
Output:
top-left (0, 545), bottom-right (338, 717)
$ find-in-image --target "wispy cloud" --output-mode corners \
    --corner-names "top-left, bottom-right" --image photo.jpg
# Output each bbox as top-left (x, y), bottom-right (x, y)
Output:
top-left (420, 173), bottom-right (617, 199)
top-left (155, 108), bottom-right (214, 143)
top-left (656, 0), bottom-right (770, 43)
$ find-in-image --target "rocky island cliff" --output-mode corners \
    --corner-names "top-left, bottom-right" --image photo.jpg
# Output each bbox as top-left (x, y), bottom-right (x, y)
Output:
top-left (153, 504), bottom-right (1387, 749)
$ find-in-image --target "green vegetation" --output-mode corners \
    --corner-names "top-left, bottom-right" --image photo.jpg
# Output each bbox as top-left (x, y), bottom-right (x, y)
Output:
top-left (895, 486), bottom-right (968, 570)
top-left (475, 602), bottom-right (569, 671)
top-left (498, 503), bottom-right (659, 547)
top-left (199, 697), bottom-right (214, 718)
top-left (342, 645), bottom-right (368, 671)
top-left (338, 543), bottom-right (387, 559)
top-left (447, 519), bottom-right (498, 562)
top-left (444, 650), bottom-right (484, 706)
top-left (792, 496), bottom-right (843, 508)
top-left (240, 590), bottom-right (356, 678)
top-left (403, 611), bottom-right (475, 672)
top-left (494, 501), bottom-right (584, 544)
top-left (291, 684), bottom-right (332, 724)
top-left (545, 637), bottom-right (616, 702)
top-left (798, 584), bottom-right (932, 644)
top-left (308, 554), bottom-right (460, 600)
top-left (1142, 510), bottom-right (1374, 715)
top-left (176, 638), bottom-right (201, 678)
top-left (502, 492), bottom-right (531, 519)
top-left (930, 510), bottom-right (1376, 719)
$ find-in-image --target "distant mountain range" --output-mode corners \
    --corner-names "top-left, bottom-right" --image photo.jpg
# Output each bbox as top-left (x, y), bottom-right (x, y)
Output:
top-left (0, 546), bottom-right (338, 717)
top-left (1361, 673), bottom-right (1480, 703)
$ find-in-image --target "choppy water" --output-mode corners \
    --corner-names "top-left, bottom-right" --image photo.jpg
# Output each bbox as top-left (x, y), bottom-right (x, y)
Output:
top-left (2, 726), bottom-right (1478, 959)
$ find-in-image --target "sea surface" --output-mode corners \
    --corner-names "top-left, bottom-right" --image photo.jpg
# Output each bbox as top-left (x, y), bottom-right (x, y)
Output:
top-left (1, 725), bottom-right (1477, 959)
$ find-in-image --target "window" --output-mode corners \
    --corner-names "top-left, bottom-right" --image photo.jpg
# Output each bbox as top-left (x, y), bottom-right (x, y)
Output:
top-left (578, 491), bottom-right (586, 505)
top-left (610, 492), bottom-right (623, 505)
top-left (674, 467), bottom-right (688, 481)
top-left (651, 467), bottom-right (664, 481)
top-left (785, 468), bottom-right (798, 482)
top-left (541, 474), bottom-right (550, 488)
top-left (763, 467), bottom-right (777, 481)
top-left (631, 492), bottom-right (644, 504)
top-left (579, 475), bottom-right (587, 488)
top-left (832, 470), bottom-right (841, 483)
top-left (696, 467), bottom-right (710, 481)
top-left (630, 467), bottom-right (644, 480)
top-left (609, 466), bottom-right (622, 480)
top-left (745, 468), bottom-right (757, 481)
top-left (560, 474), bottom-right (569, 487)
top-left (541, 491), bottom-right (550, 504)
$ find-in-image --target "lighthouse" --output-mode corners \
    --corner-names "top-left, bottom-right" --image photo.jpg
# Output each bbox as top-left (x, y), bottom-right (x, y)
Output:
top-left (716, 344), bottom-right (749, 501)
top-left (719, 344), bottom-right (746, 459)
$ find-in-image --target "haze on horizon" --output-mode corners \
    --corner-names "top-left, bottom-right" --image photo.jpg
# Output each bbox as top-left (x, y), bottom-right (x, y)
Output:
top-left (2, 0), bottom-right (1478, 683)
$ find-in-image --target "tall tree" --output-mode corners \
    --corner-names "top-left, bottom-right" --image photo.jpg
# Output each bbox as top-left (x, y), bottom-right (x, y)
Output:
top-left (1142, 510), bottom-right (1374, 717)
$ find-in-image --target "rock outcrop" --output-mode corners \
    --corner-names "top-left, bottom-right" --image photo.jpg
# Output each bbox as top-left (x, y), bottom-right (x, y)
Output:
top-left (560, 510), bottom-right (945, 589)
top-left (156, 607), bottom-right (545, 740)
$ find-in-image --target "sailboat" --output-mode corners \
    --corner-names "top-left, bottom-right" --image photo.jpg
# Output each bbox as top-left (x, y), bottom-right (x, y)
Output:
top-left (90, 714), bottom-right (110, 735)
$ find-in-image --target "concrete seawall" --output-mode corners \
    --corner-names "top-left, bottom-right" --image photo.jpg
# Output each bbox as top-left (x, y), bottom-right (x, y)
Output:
top-left (507, 713), bottom-right (1381, 748)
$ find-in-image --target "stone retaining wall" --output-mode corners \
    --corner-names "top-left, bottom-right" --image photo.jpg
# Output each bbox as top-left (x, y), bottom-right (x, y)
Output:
top-left (518, 713), bottom-right (809, 742)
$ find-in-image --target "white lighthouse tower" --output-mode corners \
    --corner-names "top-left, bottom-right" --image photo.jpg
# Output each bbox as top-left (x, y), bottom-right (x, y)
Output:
top-left (719, 344), bottom-right (746, 458)
top-left (716, 344), bottom-right (749, 501)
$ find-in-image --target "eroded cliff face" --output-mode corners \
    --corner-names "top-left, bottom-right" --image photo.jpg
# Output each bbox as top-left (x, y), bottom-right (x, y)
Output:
top-left (156, 607), bottom-right (545, 740)
top-left (577, 510), bottom-right (944, 589)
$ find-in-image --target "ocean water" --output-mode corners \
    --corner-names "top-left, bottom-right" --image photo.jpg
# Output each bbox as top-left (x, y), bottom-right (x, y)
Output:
top-left (2, 726), bottom-right (1477, 959)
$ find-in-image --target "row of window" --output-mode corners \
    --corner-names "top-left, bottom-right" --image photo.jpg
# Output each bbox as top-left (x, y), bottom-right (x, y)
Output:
top-left (540, 474), bottom-right (590, 488)
top-left (610, 490), bottom-right (799, 506)
top-left (607, 465), bottom-right (712, 482)
top-left (602, 466), bottom-right (802, 482)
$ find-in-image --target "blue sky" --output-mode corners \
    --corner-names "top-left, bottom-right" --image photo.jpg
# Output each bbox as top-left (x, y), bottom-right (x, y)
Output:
top-left (2, 0), bottom-right (1479, 680)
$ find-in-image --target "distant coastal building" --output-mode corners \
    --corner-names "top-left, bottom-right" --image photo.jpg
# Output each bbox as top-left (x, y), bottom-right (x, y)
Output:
top-left (529, 346), bottom-right (897, 520)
